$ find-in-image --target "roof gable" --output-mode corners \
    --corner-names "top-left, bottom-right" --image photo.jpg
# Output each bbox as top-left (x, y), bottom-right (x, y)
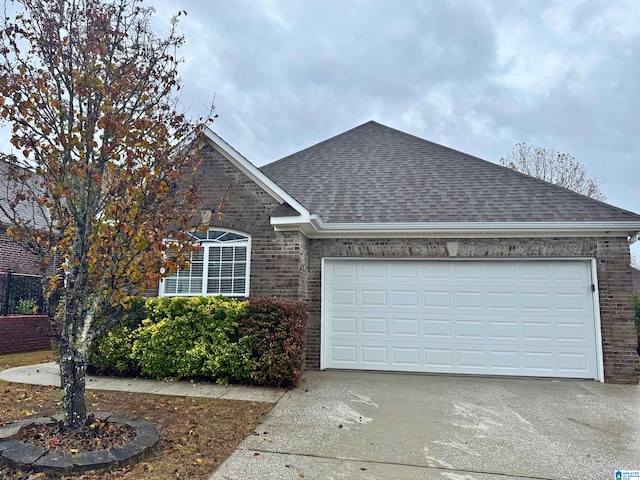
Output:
top-left (261, 121), bottom-right (640, 225)
top-left (202, 127), bottom-right (310, 221)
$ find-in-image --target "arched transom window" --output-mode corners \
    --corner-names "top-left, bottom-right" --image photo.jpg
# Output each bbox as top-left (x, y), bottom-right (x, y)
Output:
top-left (160, 229), bottom-right (250, 297)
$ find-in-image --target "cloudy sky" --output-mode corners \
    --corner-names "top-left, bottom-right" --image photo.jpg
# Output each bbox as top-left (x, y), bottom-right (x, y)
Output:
top-left (152, 0), bottom-right (638, 216)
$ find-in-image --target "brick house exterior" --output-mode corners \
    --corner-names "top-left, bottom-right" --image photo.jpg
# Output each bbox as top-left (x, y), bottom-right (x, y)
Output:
top-left (0, 161), bottom-right (49, 277)
top-left (161, 122), bottom-right (640, 384)
top-left (0, 225), bottom-right (42, 276)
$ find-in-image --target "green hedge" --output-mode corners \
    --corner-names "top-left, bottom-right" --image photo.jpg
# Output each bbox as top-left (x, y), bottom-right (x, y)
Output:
top-left (634, 294), bottom-right (640, 333)
top-left (132, 296), bottom-right (251, 381)
top-left (88, 296), bottom-right (307, 386)
top-left (87, 297), bottom-right (147, 376)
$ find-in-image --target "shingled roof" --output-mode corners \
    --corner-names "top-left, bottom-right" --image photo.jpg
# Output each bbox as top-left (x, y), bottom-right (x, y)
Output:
top-left (0, 161), bottom-right (49, 229)
top-left (260, 121), bottom-right (640, 224)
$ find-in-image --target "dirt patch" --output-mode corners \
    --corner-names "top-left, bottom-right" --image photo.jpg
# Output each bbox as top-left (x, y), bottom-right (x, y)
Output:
top-left (0, 351), bottom-right (274, 479)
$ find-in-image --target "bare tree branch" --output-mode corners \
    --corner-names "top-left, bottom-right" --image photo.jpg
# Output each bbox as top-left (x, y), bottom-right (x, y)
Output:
top-left (499, 143), bottom-right (606, 201)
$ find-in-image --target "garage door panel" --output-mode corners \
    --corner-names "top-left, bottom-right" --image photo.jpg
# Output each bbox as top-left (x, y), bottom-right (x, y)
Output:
top-left (557, 322), bottom-right (588, 341)
top-left (391, 290), bottom-right (420, 307)
top-left (489, 350), bottom-right (520, 370)
top-left (425, 319), bottom-right (452, 337)
top-left (327, 345), bottom-right (595, 377)
top-left (361, 262), bottom-right (388, 278)
top-left (420, 262), bottom-right (450, 280)
top-left (330, 345), bottom-right (357, 364)
top-left (555, 293), bottom-right (589, 311)
top-left (519, 263), bottom-right (552, 281)
top-left (392, 347), bottom-right (421, 366)
top-left (424, 291), bottom-right (451, 308)
top-left (521, 293), bottom-right (552, 311)
top-left (486, 292), bottom-right (518, 310)
top-left (552, 263), bottom-right (588, 281)
top-left (453, 291), bottom-right (484, 309)
top-left (391, 262), bottom-right (420, 278)
top-left (457, 349), bottom-right (487, 369)
top-left (391, 318), bottom-right (420, 336)
top-left (453, 263), bottom-right (483, 280)
top-left (485, 262), bottom-right (518, 280)
top-left (361, 346), bottom-right (387, 364)
top-left (331, 262), bottom-right (357, 278)
top-left (329, 289), bottom-right (358, 306)
top-left (487, 320), bottom-right (519, 340)
top-left (425, 348), bottom-right (453, 367)
top-left (557, 352), bottom-right (590, 373)
top-left (361, 317), bottom-right (387, 335)
top-left (330, 316), bottom-right (357, 334)
top-left (361, 290), bottom-right (386, 306)
top-left (323, 260), bottom-right (598, 379)
top-left (329, 314), bottom-right (594, 345)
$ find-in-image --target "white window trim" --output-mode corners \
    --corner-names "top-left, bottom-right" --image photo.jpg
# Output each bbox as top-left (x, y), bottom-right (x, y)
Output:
top-left (159, 228), bottom-right (251, 297)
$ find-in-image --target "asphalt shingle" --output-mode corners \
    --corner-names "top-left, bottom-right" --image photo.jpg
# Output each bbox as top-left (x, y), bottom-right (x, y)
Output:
top-left (261, 121), bottom-right (640, 223)
top-left (0, 161), bottom-right (49, 229)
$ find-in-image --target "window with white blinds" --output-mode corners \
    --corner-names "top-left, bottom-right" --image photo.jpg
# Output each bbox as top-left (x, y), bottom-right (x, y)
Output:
top-left (160, 229), bottom-right (250, 297)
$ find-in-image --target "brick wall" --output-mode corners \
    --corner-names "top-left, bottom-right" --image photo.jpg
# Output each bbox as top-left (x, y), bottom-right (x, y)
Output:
top-left (187, 143), bottom-right (305, 300)
top-left (0, 315), bottom-right (52, 354)
top-left (594, 238), bottom-right (638, 383)
top-left (0, 226), bottom-right (41, 275)
top-left (305, 236), bottom-right (639, 384)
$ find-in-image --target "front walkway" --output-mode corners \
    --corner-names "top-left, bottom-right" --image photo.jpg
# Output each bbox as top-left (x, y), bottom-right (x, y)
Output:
top-left (0, 362), bottom-right (286, 403)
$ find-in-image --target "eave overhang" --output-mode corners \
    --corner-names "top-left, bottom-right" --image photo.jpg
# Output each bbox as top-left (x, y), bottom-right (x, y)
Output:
top-left (270, 215), bottom-right (640, 239)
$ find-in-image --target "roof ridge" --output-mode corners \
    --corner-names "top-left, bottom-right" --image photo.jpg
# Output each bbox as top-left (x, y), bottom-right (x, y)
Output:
top-left (261, 120), bottom-right (379, 169)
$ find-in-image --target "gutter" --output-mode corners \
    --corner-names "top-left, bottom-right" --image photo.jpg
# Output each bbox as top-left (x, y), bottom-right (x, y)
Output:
top-left (270, 215), bottom-right (640, 239)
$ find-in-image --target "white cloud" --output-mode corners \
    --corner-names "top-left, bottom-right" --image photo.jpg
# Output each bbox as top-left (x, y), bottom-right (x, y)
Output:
top-left (146, 0), bottom-right (640, 216)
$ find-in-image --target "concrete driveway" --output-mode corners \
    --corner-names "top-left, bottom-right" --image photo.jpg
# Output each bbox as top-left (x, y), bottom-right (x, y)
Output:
top-left (211, 370), bottom-right (640, 480)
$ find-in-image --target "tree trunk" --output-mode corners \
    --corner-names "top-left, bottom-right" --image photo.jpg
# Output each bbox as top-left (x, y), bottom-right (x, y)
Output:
top-left (59, 345), bottom-right (88, 429)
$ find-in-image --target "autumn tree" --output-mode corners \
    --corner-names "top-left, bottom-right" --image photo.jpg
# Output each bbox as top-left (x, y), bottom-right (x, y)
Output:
top-left (499, 143), bottom-right (606, 201)
top-left (0, 0), bottom-right (207, 429)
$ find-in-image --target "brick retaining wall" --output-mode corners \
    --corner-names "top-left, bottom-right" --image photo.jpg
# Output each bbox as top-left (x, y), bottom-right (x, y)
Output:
top-left (0, 315), bottom-right (52, 354)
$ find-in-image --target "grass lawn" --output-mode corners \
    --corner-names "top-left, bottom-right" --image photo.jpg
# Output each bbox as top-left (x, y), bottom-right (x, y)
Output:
top-left (0, 350), bottom-right (273, 479)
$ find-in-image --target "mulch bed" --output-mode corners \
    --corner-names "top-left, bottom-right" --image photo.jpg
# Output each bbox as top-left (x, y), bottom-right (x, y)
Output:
top-left (22, 415), bottom-right (137, 453)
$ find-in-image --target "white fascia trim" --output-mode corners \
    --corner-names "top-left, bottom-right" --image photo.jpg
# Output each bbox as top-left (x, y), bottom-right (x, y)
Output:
top-left (271, 217), bottom-right (640, 238)
top-left (202, 127), bottom-right (310, 221)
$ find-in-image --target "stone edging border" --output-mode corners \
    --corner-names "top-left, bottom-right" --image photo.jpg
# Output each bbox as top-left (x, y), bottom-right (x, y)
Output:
top-left (0, 412), bottom-right (159, 474)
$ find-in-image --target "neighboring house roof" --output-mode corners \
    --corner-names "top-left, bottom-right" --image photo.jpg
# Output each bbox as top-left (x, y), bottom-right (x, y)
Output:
top-left (0, 160), bottom-right (49, 229)
top-left (632, 267), bottom-right (640, 294)
top-left (261, 121), bottom-right (640, 225)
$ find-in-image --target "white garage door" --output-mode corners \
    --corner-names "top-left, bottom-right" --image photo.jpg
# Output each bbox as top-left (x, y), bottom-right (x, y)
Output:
top-left (322, 259), bottom-right (599, 379)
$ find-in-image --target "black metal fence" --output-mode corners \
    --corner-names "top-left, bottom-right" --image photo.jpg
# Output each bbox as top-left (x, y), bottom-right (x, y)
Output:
top-left (0, 271), bottom-right (46, 316)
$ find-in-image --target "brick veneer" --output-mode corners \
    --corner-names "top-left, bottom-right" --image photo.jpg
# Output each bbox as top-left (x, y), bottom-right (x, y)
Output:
top-left (175, 140), bottom-right (639, 384)
top-left (191, 143), bottom-right (305, 299)
top-left (0, 226), bottom-right (41, 275)
top-left (0, 315), bottom-right (52, 354)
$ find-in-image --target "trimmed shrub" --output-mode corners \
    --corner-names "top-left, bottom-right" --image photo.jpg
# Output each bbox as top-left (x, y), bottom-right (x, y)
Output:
top-left (88, 295), bottom-right (308, 386)
top-left (88, 296), bottom-right (148, 376)
top-left (131, 296), bottom-right (252, 381)
top-left (238, 297), bottom-right (307, 387)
